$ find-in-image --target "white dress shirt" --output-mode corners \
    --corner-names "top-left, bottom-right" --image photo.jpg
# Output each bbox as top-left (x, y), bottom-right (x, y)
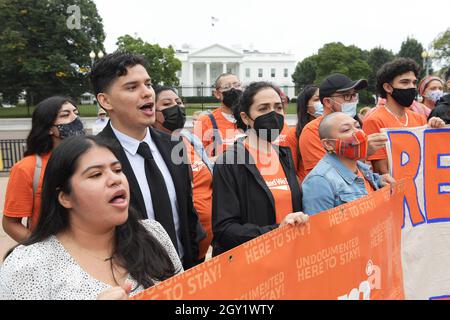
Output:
top-left (111, 124), bottom-right (184, 258)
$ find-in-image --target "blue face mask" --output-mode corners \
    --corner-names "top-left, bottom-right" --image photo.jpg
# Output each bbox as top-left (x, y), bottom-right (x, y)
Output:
top-left (313, 101), bottom-right (324, 117)
top-left (341, 101), bottom-right (358, 118)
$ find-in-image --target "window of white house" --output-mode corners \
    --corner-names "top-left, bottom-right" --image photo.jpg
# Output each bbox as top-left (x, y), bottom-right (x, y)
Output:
top-left (245, 68), bottom-right (251, 78)
top-left (258, 68), bottom-right (263, 77)
top-left (284, 68), bottom-right (289, 77)
top-left (271, 68), bottom-right (276, 78)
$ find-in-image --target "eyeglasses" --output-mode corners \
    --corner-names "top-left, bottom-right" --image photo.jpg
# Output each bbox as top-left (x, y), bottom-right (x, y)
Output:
top-left (218, 82), bottom-right (242, 92)
top-left (331, 92), bottom-right (359, 102)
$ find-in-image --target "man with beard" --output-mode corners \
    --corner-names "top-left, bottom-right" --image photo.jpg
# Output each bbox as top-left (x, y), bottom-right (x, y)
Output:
top-left (194, 73), bottom-right (244, 158)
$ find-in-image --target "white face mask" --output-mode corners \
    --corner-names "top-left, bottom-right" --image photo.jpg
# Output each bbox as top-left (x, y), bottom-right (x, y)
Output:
top-left (426, 90), bottom-right (444, 103)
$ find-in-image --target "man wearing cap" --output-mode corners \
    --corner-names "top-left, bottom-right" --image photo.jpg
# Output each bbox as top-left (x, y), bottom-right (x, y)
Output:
top-left (298, 73), bottom-right (387, 176)
top-left (92, 108), bottom-right (109, 135)
top-left (363, 58), bottom-right (445, 174)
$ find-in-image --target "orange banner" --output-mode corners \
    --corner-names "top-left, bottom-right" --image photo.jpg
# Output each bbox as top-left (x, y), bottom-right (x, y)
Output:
top-left (133, 181), bottom-right (406, 300)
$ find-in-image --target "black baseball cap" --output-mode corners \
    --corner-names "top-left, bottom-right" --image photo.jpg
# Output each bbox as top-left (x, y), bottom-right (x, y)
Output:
top-left (319, 73), bottom-right (368, 103)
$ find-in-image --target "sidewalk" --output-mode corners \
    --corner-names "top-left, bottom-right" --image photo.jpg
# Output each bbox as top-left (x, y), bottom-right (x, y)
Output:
top-left (0, 177), bottom-right (17, 263)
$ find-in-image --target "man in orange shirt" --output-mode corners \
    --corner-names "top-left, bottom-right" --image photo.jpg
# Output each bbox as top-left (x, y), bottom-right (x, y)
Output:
top-left (363, 58), bottom-right (445, 174)
top-left (193, 73), bottom-right (243, 158)
top-left (299, 73), bottom-right (388, 176)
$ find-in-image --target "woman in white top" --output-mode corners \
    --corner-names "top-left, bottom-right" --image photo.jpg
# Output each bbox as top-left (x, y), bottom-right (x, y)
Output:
top-left (0, 135), bottom-right (183, 300)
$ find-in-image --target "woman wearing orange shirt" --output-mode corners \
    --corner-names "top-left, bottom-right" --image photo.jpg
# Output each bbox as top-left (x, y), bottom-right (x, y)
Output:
top-left (212, 82), bottom-right (308, 256)
top-left (285, 85), bottom-right (321, 182)
top-left (153, 86), bottom-right (211, 261)
top-left (2, 96), bottom-right (85, 243)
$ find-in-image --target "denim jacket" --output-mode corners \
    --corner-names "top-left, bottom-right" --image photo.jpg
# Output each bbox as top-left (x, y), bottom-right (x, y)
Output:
top-left (302, 153), bottom-right (383, 215)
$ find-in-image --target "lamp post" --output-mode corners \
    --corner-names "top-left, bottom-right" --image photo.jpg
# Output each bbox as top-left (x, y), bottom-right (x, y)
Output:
top-left (421, 50), bottom-right (435, 77)
top-left (89, 50), bottom-right (104, 112)
top-left (89, 50), bottom-right (104, 68)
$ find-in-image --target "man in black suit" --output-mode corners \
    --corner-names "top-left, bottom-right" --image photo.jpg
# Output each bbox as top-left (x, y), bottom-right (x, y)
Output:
top-left (90, 52), bottom-right (201, 269)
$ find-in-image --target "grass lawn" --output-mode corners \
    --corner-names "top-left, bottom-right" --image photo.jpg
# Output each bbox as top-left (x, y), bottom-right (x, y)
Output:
top-left (0, 103), bottom-right (301, 118)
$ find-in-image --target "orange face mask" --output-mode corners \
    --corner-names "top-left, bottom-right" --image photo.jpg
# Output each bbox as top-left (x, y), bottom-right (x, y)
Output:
top-left (333, 130), bottom-right (368, 160)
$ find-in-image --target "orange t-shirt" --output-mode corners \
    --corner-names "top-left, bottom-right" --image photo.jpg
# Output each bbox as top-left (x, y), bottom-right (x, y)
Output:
top-left (4, 153), bottom-right (51, 230)
top-left (193, 107), bottom-right (240, 157)
top-left (285, 126), bottom-right (307, 183)
top-left (298, 116), bottom-right (325, 175)
top-left (273, 121), bottom-right (290, 147)
top-left (183, 138), bottom-right (213, 260)
top-left (357, 168), bottom-right (375, 194)
top-left (363, 106), bottom-right (427, 161)
top-left (245, 142), bottom-right (293, 224)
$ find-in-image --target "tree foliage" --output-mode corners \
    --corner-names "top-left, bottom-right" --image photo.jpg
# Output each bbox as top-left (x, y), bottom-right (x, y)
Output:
top-left (314, 42), bottom-right (372, 84)
top-left (116, 35), bottom-right (181, 86)
top-left (292, 55), bottom-right (317, 89)
top-left (433, 28), bottom-right (450, 64)
top-left (397, 37), bottom-right (424, 69)
top-left (367, 47), bottom-right (395, 93)
top-left (0, 0), bottom-right (105, 105)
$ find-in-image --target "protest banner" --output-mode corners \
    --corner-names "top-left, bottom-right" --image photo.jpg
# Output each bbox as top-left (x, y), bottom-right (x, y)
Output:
top-left (386, 126), bottom-right (450, 300)
top-left (133, 181), bottom-right (405, 300)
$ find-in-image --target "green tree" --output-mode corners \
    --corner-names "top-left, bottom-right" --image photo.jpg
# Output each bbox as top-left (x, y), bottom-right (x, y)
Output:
top-left (433, 28), bottom-right (450, 64)
top-left (314, 42), bottom-right (371, 84)
top-left (397, 37), bottom-right (425, 71)
top-left (367, 47), bottom-right (395, 93)
top-left (292, 55), bottom-right (318, 91)
top-left (116, 35), bottom-right (181, 86)
top-left (0, 0), bottom-right (105, 105)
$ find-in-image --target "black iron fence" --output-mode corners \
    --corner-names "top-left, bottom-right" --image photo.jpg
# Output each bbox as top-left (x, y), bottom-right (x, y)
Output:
top-left (0, 139), bottom-right (27, 173)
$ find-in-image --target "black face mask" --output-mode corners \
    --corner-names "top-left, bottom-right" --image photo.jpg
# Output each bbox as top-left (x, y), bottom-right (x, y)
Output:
top-left (222, 88), bottom-right (243, 108)
top-left (390, 87), bottom-right (417, 107)
top-left (161, 105), bottom-right (186, 131)
top-left (56, 117), bottom-right (85, 139)
top-left (251, 111), bottom-right (285, 142)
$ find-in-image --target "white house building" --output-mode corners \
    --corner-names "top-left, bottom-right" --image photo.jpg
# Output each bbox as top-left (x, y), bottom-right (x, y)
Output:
top-left (175, 44), bottom-right (297, 98)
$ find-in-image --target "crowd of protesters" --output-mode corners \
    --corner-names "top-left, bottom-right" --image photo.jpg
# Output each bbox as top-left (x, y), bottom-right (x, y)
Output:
top-left (0, 51), bottom-right (448, 299)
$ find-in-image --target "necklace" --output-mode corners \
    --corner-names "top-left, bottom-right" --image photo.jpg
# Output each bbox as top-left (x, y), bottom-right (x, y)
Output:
top-left (384, 106), bottom-right (408, 127)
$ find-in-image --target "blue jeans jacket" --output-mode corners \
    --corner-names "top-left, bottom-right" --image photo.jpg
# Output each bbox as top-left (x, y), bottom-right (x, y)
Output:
top-left (302, 153), bottom-right (383, 215)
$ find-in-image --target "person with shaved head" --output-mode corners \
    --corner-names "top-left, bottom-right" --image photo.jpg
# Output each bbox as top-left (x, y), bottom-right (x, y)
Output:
top-left (302, 112), bottom-right (395, 215)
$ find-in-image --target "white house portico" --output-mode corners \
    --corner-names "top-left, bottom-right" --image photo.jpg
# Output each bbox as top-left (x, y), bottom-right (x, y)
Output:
top-left (175, 44), bottom-right (297, 98)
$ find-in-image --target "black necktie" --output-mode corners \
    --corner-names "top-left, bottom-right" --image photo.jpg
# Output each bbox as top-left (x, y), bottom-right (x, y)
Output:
top-left (137, 142), bottom-right (179, 253)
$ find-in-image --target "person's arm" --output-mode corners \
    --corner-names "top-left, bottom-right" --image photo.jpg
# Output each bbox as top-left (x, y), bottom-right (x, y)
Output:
top-left (1, 216), bottom-right (30, 243)
top-left (371, 159), bottom-right (389, 175)
top-left (212, 162), bottom-right (277, 253)
top-left (302, 175), bottom-right (335, 215)
top-left (3, 163), bottom-right (34, 243)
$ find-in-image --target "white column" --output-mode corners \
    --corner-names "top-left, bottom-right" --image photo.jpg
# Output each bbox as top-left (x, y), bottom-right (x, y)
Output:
top-left (223, 62), bottom-right (227, 74)
top-left (239, 63), bottom-right (244, 81)
top-left (189, 63), bottom-right (194, 96)
top-left (206, 62), bottom-right (211, 88)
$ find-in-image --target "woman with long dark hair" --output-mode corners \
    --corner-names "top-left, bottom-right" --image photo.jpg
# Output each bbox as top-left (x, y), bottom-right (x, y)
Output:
top-left (153, 86), bottom-right (211, 261)
top-left (0, 135), bottom-right (182, 300)
top-left (2, 96), bottom-right (85, 243)
top-left (212, 82), bottom-right (309, 256)
top-left (285, 85), bottom-right (321, 182)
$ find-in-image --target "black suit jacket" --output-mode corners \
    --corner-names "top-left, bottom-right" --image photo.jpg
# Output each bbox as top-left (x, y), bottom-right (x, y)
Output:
top-left (98, 122), bottom-right (200, 269)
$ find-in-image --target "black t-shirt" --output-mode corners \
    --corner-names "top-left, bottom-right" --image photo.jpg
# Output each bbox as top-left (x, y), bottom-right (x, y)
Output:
top-left (429, 94), bottom-right (450, 124)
